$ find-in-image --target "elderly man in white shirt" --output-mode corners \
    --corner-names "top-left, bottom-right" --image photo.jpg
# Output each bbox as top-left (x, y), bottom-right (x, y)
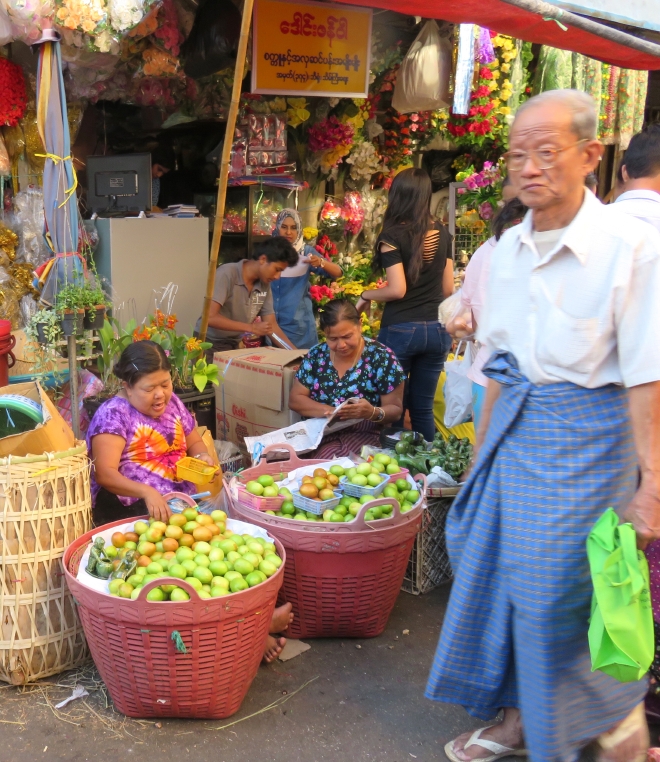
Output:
top-left (426, 90), bottom-right (660, 762)
top-left (615, 123), bottom-right (660, 232)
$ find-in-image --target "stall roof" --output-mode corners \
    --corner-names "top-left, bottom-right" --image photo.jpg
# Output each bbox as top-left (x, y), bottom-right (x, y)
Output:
top-left (334, 0), bottom-right (660, 69)
top-left (553, 0), bottom-right (660, 34)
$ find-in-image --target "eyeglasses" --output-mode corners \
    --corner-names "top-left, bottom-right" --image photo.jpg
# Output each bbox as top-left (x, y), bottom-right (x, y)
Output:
top-left (503, 139), bottom-right (589, 171)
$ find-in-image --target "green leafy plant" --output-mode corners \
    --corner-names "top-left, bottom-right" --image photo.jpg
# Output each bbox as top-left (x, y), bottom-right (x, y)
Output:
top-left (24, 309), bottom-right (66, 387)
top-left (55, 283), bottom-right (87, 313)
top-left (96, 317), bottom-right (135, 394)
top-left (81, 284), bottom-right (108, 311)
top-left (192, 358), bottom-right (219, 393)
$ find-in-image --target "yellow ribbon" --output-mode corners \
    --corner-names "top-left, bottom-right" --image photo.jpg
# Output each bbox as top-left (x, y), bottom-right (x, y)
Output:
top-left (35, 152), bottom-right (78, 207)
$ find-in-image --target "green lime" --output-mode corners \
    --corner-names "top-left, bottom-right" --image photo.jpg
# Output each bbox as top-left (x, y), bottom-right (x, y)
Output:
top-left (259, 560), bottom-right (277, 577)
top-left (193, 566), bottom-right (213, 585)
top-left (257, 474), bottom-right (274, 487)
top-left (146, 587), bottom-right (165, 602)
top-left (230, 577), bottom-right (249, 593)
top-left (234, 559), bottom-right (255, 576)
top-left (170, 588), bottom-right (190, 602)
top-left (245, 571), bottom-right (263, 587)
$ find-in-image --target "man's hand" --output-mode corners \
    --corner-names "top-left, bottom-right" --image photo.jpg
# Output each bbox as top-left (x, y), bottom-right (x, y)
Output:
top-left (309, 254), bottom-right (326, 269)
top-left (249, 322), bottom-right (272, 337)
top-left (623, 478), bottom-right (660, 549)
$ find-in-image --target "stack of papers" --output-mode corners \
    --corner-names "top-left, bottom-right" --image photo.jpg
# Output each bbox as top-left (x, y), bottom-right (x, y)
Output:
top-left (163, 204), bottom-right (199, 217)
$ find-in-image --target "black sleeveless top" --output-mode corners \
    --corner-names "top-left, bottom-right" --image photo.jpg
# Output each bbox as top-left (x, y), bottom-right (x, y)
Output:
top-left (376, 222), bottom-right (452, 327)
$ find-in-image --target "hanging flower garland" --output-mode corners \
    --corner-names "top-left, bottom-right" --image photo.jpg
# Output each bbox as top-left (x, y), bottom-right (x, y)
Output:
top-left (0, 58), bottom-right (27, 128)
top-left (447, 66), bottom-right (499, 145)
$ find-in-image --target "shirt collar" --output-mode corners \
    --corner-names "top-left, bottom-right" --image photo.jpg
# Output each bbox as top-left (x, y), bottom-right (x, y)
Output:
top-left (517, 187), bottom-right (598, 266)
top-left (616, 189), bottom-right (660, 204)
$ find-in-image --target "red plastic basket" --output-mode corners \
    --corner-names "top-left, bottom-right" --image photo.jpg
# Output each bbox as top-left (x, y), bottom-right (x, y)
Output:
top-left (226, 446), bottom-right (423, 639)
top-left (63, 517), bottom-right (285, 719)
top-left (235, 485), bottom-right (285, 512)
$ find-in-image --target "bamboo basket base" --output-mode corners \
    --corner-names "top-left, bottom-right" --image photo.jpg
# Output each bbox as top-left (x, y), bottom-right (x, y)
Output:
top-left (0, 445), bottom-right (92, 684)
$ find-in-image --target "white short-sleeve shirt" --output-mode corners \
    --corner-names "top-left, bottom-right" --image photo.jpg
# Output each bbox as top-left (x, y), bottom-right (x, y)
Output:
top-left (478, 189), bottom-right (660, 388)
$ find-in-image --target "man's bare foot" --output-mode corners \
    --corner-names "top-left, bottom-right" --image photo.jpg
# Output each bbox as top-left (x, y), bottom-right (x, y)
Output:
top-left (263, 635), bottom-right (286, 663)
top-left (270, 602), bottom-right (293, 633)
top-left (450, 709), bottom-right (524, 761)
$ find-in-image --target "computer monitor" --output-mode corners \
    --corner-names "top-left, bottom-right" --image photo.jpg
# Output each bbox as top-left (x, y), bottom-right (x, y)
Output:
top-left (86, 153), bottom-right (152, 214)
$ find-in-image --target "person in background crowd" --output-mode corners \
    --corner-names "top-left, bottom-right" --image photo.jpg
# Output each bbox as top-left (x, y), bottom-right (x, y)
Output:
top-left (194, 237), bottom-right (298, 361)
top-left (611, 123), bottom-right (660, 724)
top-left (614, 124), bottom-right (660, 232)
top-left (150, 145), bottom-right (175, 209)
top-left (428, 89), bottom-right (660, 762)
top-left (445, 181), bottom-right (527, 430)
top-left (585, 171), bottom-right (599, 194)
top-left (289, 300), bottom-right (405, 458)
top-left (270, 208), bottom-right (342, 349)
top-left (356, 168), bottom-right (454, 442)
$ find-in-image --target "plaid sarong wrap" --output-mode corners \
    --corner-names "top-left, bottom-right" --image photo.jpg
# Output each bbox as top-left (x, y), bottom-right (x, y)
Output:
top-left (425, 351), bottom-right (647, 762)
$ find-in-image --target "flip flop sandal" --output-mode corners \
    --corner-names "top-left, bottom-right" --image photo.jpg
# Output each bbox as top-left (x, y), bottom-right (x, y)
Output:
top-left (445, 727), bottom-right (528, 762)
top-left (596, 703), bottom-right (649, 762)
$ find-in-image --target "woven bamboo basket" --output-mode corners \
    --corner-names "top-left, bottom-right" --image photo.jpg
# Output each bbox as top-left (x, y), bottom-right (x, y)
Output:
top-left (0, 444), bottom-right (92, 684)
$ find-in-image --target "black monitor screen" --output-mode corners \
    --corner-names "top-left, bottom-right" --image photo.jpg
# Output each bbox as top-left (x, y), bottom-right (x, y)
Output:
top-left (87, 153), bottom-right (152, 213)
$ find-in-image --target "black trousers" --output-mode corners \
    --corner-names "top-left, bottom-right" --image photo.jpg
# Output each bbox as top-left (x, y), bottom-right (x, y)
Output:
top-left (93, 488), bottom-right (149, 527)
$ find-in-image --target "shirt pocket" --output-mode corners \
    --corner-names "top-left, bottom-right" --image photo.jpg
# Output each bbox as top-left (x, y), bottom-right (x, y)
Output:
top-left (537, 303), bottom-right (600, 369)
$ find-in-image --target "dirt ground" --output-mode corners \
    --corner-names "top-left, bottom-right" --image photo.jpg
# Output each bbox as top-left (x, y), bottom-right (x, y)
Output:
top-left (0, 585), bottom-right (501, 762)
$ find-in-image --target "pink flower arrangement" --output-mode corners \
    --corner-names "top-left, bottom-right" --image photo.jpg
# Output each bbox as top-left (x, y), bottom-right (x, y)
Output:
top-left (153, 0), bottom-right (184, 55)
top-left (342, 191), bottom-right (365, 236)
top-left (307, 116), bottom-right (354, 153)
top-left (310, 284), bottom-right (335, 305)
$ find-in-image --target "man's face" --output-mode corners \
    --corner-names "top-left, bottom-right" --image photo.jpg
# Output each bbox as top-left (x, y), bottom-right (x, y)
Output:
top-left (507, 102), bottom-right (602, 212)
top-left (257, 256), bottom-right (288, 283)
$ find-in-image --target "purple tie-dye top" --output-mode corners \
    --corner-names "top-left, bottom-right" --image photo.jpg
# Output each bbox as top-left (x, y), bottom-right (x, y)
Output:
top-left (86, 394), bottom-right (197, 506)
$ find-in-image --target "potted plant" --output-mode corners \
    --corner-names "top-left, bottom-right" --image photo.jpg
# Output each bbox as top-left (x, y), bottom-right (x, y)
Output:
top-left (56, 284), bottom-right (86, 336)
top-left (82, 284), bottom-right (108, 330)
top-left (83, 317), bottom-right (135, 419)
top-left (28, 308), bottom-right (61, 347)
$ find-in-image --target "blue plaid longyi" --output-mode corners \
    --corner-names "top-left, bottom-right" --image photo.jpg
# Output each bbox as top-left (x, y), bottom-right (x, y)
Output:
top-left (426, 352), bottom-right (647, 762)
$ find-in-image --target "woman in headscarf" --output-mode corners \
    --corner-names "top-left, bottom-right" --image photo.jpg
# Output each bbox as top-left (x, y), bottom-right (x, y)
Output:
top-left (271, 208), bottom-right (342, 348)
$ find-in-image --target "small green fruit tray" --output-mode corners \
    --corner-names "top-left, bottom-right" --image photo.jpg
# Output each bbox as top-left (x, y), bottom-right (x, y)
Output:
top-left (236, 485), bottom-right (285, 512)
top-left (339, 476), bottom-right (388, 499)
top-left (292, 490), bottom-right (341, 515)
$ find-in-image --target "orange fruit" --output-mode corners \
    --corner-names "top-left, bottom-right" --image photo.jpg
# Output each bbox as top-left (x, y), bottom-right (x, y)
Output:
top-left (179, 533), bottom-right (194, 547)
top-left (313, 468), bottom-right (328, 478)
top-left (111, 532), bottom-right (126, 548)
top-left (192, 526), bottom-right (212, 543)
top-left (207, 523), bottom-right (220, 536)
top-left (137, 541), bottom-right (156, 557)
top-left (196, 514), bottom-right (213, 526)
top-left (301, 475), bottom-right (314, 484)
top-left (168, 514), bottom-right (187, 528)
top-left (162, 551), bottom-right (176, 561)
top-left (124, 531), bottom-right (139, 544)
top-left (137, 555), bottom-right (152, 568)
top-left (162, 537), bottom-right (179, 553)
top-left (165, 525), bottom-right (183, 540)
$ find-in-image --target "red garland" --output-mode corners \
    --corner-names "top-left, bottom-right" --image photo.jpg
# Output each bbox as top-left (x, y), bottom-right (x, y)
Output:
top-left (0, 58), bottom-right (27, 128)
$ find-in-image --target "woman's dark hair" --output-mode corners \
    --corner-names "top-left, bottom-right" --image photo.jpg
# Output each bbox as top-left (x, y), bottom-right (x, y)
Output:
top-left (375, 168), bottom-right (433, 285)
top-left (113, 340), bottom-right (171, 386)
top-left (252, 236), bottom-right (298, 266)
top-left (491, 197), bottom-right (528, 241)
top-left (319, 299), bottom-right (361, 332)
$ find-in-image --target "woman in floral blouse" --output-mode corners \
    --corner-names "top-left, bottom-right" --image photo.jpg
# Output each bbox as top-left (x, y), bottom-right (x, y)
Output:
top-left (289, 299), bottom-right (406, 458)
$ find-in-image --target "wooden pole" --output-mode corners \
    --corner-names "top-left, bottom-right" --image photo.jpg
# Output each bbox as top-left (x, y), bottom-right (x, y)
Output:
top-left (199, 0), bottom-right (256, 341)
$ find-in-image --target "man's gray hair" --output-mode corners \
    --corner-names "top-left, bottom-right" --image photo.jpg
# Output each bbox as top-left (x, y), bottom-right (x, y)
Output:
top-left (515, 89), bottom-right (598, 140)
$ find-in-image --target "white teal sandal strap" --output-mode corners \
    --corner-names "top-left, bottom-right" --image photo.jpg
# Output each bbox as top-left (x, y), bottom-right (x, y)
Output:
top-left (465, 728), bottom-right (516, 755)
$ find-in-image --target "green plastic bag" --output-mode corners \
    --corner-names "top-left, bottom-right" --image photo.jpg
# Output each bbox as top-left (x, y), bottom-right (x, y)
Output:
top-left (587, 508), bottom-right (654, 683)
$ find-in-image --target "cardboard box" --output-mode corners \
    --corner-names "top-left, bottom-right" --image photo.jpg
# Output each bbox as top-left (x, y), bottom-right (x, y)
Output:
top-left (214, 347), bottom-right (307, 454)
top-left (0, 381), bottom-right (75, 458)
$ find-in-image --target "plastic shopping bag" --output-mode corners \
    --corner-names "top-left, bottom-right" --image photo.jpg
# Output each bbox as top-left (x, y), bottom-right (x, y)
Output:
top-left (587, 508), bottom-right (654, 683)
top-left (443, 341), bottom-right (474, 428)
top-left (392, 20), bottom-right (451, 114)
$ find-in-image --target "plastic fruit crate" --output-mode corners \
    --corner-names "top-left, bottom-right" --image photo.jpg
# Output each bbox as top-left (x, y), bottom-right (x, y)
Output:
top-left (292, 490), bottom-right (341, 515)
top-left (175, 457), bottom-right (219, 485)
top-left (63, 516), bottom-right (285, 719)
top-left (236, 485), bottom-right (285, 512)
top-left (339, 475), bottom-right (387, 498)
top-left (386, 468), bottom-right (410, 483)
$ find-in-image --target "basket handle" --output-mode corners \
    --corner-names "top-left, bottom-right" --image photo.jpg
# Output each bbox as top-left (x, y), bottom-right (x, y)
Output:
top-left (413, 473), bottom-right (428, 495)
top-left (256, 443), bottom-right (310, 470)
top-left (352, 497), bottom-right (403, 529)
top-left (136, 577), bottom-right (204, 602)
